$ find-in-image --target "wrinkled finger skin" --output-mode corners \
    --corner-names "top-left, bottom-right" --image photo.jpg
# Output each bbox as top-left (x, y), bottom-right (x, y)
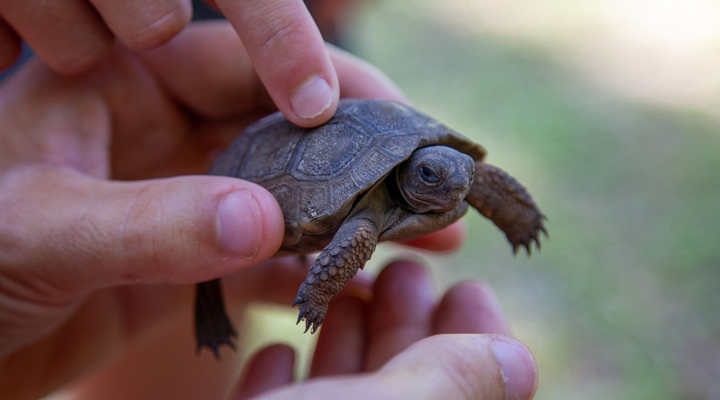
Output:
top-left (88, 0), bottom-right (193, 51)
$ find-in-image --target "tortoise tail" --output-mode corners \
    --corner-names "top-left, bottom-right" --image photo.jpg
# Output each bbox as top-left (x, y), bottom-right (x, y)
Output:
top-left (195, 279), bottom-right (237, 358)
top-left (467, 161), bottom-right (547, 254)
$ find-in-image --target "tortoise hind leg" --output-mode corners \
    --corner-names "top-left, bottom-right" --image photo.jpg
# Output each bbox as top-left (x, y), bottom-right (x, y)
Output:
top-left (195, 279), bottom-right (237, 358)
top-left (467, 161), bottom-right (547, 254)
top-left (293, 216), bottom-right (378, 333)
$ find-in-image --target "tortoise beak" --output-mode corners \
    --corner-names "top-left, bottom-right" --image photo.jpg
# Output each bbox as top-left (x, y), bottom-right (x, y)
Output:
top-left (448, 173), bottom-right (472, 200)
top-left (451, 154), bottom-right (475, 200)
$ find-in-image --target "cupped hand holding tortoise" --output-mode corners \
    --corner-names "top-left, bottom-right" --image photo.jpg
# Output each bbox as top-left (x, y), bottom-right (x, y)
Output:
top-left (198, 99), bottom-right (546, 353)
top-left (0, 22), bottom-right (477, 399)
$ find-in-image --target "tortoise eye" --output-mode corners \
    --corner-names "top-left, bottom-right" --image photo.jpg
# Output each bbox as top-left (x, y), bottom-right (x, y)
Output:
top-left (419, 165), bottom-right (440, 183)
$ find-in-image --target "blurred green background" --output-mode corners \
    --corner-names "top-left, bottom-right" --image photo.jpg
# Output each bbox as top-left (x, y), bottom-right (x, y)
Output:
top-left (247, 1), bottom-right (720, 400)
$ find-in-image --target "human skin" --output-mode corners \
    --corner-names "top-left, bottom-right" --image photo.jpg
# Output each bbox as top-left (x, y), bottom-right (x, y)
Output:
top-left (0, 21), bottom-right (473, 399)
top-left (69, 261), bottom-right (539, 400)
top-left (232, 261), bottom-right (539, 400)
top-left (0, 0), bottom-right (341, 127)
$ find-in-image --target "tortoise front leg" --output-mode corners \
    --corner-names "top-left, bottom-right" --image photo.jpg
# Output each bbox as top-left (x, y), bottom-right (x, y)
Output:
top-left (293, 215), bottom-right (379, 333)
top-left (467, 161), bottom-right (547, 254)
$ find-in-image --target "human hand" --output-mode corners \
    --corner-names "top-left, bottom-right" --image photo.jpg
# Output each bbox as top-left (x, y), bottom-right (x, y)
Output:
top-left (228, 261), bottom-right (538, 400)
top-left (0, 0), bottom-right (342, 127)
top-left (0, 21), bottom-right (463, 399)
top-left (61, 260), bottom-right (538, 400)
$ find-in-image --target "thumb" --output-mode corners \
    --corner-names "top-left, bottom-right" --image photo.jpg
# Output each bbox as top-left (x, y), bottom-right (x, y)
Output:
top-left (377, 334), bottom-right (538, 400)
top-left (252, 334), bottom-right (538, 400)
top-left (0, 166), bottom-right (285, 298)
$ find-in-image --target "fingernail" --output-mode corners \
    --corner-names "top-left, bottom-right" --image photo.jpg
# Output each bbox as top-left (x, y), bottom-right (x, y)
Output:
top-left (290, 75), bottom-right (333, 119)
top-left (217, 190), bottom-right (263, 258)
top-left (491, 337), bottom-right (538, 400)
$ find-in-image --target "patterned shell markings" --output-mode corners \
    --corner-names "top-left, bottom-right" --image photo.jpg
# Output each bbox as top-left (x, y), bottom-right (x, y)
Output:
top-left (208, 99), bottom-right (486, 243)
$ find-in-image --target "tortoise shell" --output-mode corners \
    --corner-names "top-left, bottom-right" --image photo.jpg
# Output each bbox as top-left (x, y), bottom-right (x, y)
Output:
top-left (209, 99), bottom-right (486, 252)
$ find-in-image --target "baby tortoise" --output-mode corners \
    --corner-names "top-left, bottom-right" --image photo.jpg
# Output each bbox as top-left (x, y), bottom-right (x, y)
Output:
top-left (196, 99), bottom-right (546, 356)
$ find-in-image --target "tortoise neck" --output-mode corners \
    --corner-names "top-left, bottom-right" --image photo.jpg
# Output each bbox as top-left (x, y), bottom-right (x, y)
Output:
top-left (387, 167), bottom-right (413, 212)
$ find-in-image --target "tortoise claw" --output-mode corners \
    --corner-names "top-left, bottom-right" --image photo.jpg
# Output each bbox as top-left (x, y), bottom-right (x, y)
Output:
top-left (198, 336), bottom-right (237, 360)
top-left (195, 280), bottom-right (237, 359)
top-left (532, 235), bottom-right (541, 251)
top-left (292, 296), bottom-right (326, 334)
top-left (508, 215), bottom-right (547, 256)
top-left (294, 303), bottom-right (306, 325)
top-left (532, 236), bottom-right (542, 251)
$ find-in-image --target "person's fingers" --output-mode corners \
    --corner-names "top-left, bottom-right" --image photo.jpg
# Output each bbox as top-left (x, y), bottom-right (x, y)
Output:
top-left (0, 168), bottom-right (284, 292)
top-left (401, 220), bottom-right (466, 252)
top-left (230, 344), bottom-right (295, 400)
top-left (433, 281), bottom-right (512, 335)
top-left (256, 335), bottom-right (538, 400)
top-left (138, 21), bottom-right (266, 120)
top-left (0, 19), bottom-right (21, 71)
top-left (309, 293), bottom-right (370, 377)
top-left (89, 0), bottom-right (192, 50)
top-left (139, 21), bottom-right (407, 122)
top-left (202, 2), bottom-right (338, 127)
top-left (363, 261), bottom-right (435, 371)
top-left (0, 0), bottom-right (113, 74)
top-left (0, 54), bottom-right (194, 179)
top-left (0, 167), bottom-right (283, 354)
top-left (378, 335), bottom-right (538, 400)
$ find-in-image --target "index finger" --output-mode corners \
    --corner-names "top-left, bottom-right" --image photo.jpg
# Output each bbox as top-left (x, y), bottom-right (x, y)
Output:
top-left (138, 21), bottom-right (407, 119)
top-left (214, 0), bottom-right (339, 128)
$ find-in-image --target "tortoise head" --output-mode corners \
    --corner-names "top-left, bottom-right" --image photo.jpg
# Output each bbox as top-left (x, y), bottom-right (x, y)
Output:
top-left (395, 146), bottom-right (475, 213)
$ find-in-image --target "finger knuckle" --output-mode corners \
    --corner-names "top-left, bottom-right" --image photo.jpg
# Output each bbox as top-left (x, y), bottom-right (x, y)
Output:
top-left (122, 3), bottom-right (191, 50)
top-left (120, 184), bottom-right (172, 282)
top-left (444, 355), bottom-right (487, 400)
top-left (421, 336), bottom-right (499, 400)
top-left (0, 167), bottom-right (95, 299)
top-left (255, 12), bottom-right (304, 51)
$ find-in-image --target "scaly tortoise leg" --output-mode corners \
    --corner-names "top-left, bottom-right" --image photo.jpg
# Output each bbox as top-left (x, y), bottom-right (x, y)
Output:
top-left (194, 279), bottom-right (237, 358)
top-left (467, 161), bottom-right (547, 254)
top-left (293, 216), bottom-right (379, 333)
